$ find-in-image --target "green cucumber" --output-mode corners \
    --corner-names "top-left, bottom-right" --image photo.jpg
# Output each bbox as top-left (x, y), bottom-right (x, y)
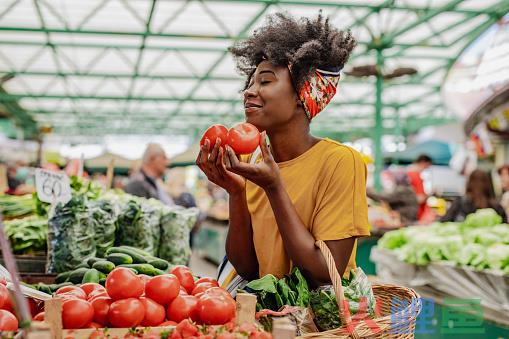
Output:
top-left (68, 267), bottom-right (90, 284)
top-left (87, 257), bottom-right (104, 267)
top-left (55, 271), bottom-right (71, 284)
top-left (153, 268), bottom-right (166, 276)
top-left (118, 264), bottom-right (157, 276)
top-left (118, 245), bottom-right (152, 258)
top-left (99, 278), bottom-right (106, 286)
top-left (75, 262), bottom-right (90, 269)
top-left (36, 283), bottom-right (52, 295)
top-left (106, 247), bottom-right (147, 264)
top-left (92, 260), bottom-right (116, 274)
top-left (147, 258), bottom-right (169, 271)
top-left (106, 253), bottom-right (133, 266)
top-left (82, 268), bottom-right (101, 284)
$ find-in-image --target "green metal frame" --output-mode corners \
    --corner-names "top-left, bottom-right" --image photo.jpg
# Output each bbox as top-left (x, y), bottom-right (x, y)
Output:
top-left (0, 0), bottom-right (508, 176)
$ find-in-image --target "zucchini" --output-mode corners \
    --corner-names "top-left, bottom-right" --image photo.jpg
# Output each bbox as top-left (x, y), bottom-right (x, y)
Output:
top-left (68, 267), bottom-right (90, 284)
top-left (92, 260), bottom-right (116, 274)
top-left (55, 271), bottom-right (71, 284)
top-left (118, 264), bottom-right (157, 276)
top-left (106, 253), bottom-right (133, 266)
top-left (106, 247), bottom-right (147, 264)
top-left (36, 283), bottom-right (52, 295)
top-left (82, 268), bottom-right (101, 284)
top-left (87, 257), bottom-right (103, 267)
top-left (147, 258), bottom-right (169, 271)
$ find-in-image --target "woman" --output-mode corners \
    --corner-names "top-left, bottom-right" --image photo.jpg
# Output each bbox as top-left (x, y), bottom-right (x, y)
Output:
top-left (441, 169), bottom-right (507, 223)
top-left (196, 13), bottom-right (369, 287)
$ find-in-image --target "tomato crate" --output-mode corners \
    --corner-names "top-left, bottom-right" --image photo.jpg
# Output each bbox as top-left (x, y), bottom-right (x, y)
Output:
top-left (42, 293), bottom-right (268, 339)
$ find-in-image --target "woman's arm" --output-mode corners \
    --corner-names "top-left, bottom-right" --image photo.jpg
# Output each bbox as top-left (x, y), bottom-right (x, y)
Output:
top-left (196, 139), bottom-right (259, 280)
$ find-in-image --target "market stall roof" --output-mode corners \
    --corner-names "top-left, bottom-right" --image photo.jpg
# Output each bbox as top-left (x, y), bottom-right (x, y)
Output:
top-left (84, 151), bottom-right (137, 169)
top-left (0, 0), bottom-right (508, 142)
top-left (384, 139), bottom-right (453, 165)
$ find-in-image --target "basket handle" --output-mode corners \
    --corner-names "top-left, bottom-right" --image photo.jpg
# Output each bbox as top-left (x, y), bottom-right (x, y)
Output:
top-left (315, 240), bottom-right (352, 327)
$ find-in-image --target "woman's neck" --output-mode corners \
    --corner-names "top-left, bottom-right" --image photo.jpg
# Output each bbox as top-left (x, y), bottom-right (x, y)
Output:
top-left (267, 123), bottom-right (320, 163)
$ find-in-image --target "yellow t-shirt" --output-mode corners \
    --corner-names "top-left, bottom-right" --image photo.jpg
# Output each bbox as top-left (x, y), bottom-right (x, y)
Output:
top-left (245, 138), bottom-right (370, 279)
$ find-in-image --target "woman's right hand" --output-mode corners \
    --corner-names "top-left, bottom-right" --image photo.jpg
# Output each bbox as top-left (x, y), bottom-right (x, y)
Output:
top-left (196, 138), bottom-right (246, 195)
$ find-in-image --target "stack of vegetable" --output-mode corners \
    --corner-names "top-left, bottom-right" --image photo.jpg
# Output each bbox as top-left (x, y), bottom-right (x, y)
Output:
top-left (378, 208), bottom-right (509, 274)
top-left (38, 265), bottom-right (243, 332)
top-left (0, 194), bottom-right (35, 219)
top-left (3, 216), bottom-right (47, 254)
top-left (33, 246), bottom-right (171, 294)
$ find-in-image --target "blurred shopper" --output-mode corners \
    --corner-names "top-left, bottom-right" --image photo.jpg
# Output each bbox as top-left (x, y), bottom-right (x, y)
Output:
top-left (407, 154), bottom-right (432, 220)
top-left (498, 164), bottom-right (509, 217)
top-left (124, 143), bottom-right (173, 205)
top-left (441, 169), bottom-right (506, 222)
top-left (368, 172), bottom-right (419, 226)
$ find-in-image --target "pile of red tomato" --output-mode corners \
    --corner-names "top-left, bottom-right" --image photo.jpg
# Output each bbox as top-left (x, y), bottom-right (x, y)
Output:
top-left (200, 123), bottom-right (260, 155)
top-left (37, 266), bottom-right (237, 330)
top-left (0, 280), bottom-right (19, 332)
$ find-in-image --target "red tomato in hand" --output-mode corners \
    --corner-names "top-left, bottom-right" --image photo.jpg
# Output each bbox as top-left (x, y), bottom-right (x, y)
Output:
top-left (200, 124), bottom-right (228, 148)
top-left (227, 123), bottom-right (260, 155)
top-left (90, 296), bottom-right (112, 326)
top-left (108, 298), bottom-right (145, 328)
top-left (0, 310), bottom-right (18, 331)
top-left (106, 267), bottom-right (144, 301)
top-left (0, 284), bottom-right (8, 309)
top-left (145, 275), bottom-right (180, 305)
top-left (56, 286), bottom-right (87, 300)
top-left (80, 283), bottom-right (106, 297)
top-left (33, 312), bottom-right (44, 321)
top-left (140, 297), bottom-right (166, 327)
top-left (197, 287), bottom-right (236, 325)
top-left (167, 294), bottom-right (199, 323)
top-left (62, 299), bottom-right (94, 329)
top-left (191, 282), bottom-right (216, 296)
top-left (170, 266), bottom-right (195, 294)
top-left (195, 277), bottom-right (219, 287)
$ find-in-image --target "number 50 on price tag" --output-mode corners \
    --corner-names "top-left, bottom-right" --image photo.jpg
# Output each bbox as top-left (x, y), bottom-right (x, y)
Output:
top-left (35, 168), bottom-right (72, 204)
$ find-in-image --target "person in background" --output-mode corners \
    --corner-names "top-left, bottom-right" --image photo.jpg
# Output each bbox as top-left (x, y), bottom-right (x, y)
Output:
top-left (407, 154), bottom-right (432, 220)
top-left (441, 169), bottom-right (507, 222)
top-left (497, 164), bottom-right (509, 217)
top-left (124, 143), bottom-right (173, 205)
top-left (367, 171), bottom-right (419, 226)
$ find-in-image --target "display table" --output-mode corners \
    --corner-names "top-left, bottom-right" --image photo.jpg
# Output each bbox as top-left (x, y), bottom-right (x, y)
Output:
top-left (193, 216), bottom-right (228, 265)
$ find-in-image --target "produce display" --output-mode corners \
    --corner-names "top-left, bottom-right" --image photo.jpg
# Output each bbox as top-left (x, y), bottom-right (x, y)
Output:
top-left (200, 123), bottom-right (260, 155)
top-left (3, 216), bottom-right (47, 254)
top-left (378, 208), bottom-right (509, 274)
top-left (46, 265), bottom-right (241, 331)
top-left (0, 194), bottom-right (35, 219)
top-left (33, 245), bottom-right (170, 293)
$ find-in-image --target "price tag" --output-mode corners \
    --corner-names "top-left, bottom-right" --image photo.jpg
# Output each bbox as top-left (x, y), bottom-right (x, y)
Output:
top-left (35, 168), bottom-right (71, 204)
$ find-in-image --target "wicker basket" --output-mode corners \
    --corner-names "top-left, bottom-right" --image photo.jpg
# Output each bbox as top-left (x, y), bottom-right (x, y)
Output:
top-left (298, 240), bottom-right (422, 339)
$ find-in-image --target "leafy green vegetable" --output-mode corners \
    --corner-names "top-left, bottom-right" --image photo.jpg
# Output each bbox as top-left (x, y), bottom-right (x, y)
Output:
top-left (4, 216), bottom-right (47, 254)
top-left (378, 208), bottom-right (509, 273)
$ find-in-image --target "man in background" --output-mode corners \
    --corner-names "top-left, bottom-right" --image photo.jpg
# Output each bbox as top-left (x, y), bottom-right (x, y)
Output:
top-left (124, 143), bottom-right (173, 205)
top-left (407, 154), bottom-right (432, 220)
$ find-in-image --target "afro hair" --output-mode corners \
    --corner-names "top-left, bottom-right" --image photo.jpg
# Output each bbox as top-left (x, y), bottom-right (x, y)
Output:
top-left (229, 12), bottom-right (357, 91)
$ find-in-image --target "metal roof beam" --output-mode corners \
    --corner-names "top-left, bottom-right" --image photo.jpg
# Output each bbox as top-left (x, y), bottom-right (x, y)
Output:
top-left (0, 26), bottom-right (449, 49)
top-left (206, 0), bottom-right (500, 15)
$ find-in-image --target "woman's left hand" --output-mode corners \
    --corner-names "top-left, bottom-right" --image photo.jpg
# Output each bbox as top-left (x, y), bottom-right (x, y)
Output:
top-left (224, 131), bottom-right (282, 191)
